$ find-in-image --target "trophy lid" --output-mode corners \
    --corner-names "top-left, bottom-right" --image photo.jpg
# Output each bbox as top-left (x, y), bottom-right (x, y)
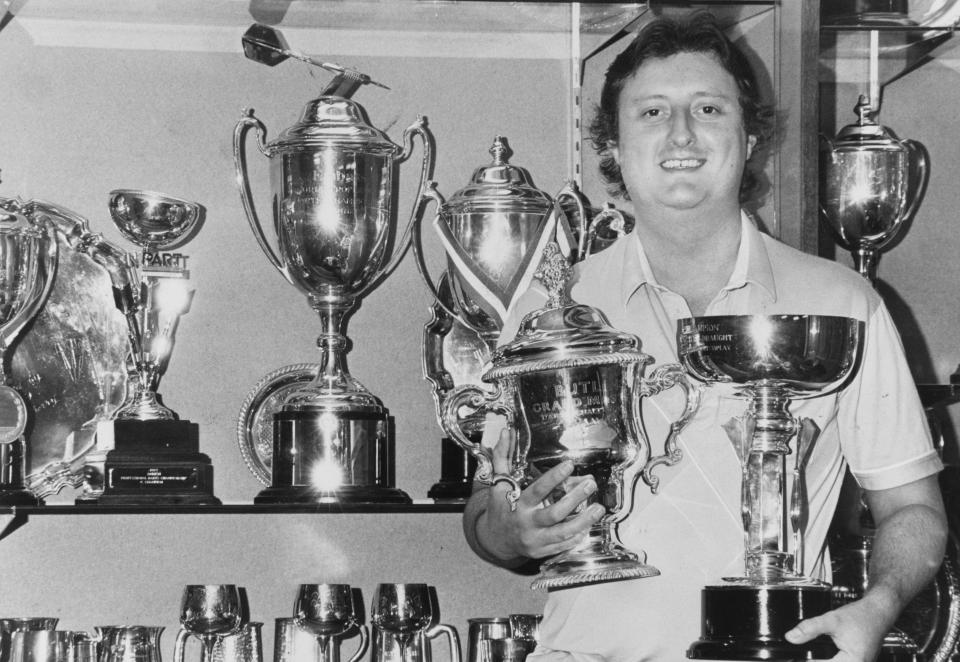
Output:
top-left (266, 95), bottom-right (398, 154)
top-left (0, 198), bottom-right (46, 236)
top-left (830, 95), bottom-right (906, 152)
top-left (484, 243), bottom-right (651, 380)
top-left (443, 136), bottom-right (553, 215)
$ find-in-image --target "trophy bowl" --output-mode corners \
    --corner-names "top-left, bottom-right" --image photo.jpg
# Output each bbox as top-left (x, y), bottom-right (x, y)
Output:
top-left (108, 189), bottom-right (202, 252)
top-left (678, 314), bottom-right (864, 660)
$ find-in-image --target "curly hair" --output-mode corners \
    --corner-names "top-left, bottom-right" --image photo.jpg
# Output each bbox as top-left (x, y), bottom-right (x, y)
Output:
top-left (589, 12), bottom-right (775, 203)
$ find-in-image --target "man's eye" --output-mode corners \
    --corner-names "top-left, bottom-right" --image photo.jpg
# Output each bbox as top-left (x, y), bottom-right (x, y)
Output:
top-left (698, 105), bottom-right (721, 116)
top-left (642, 108), bottom-right (664, 119)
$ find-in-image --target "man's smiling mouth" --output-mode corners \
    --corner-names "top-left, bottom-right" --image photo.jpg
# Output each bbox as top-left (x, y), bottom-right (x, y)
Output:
top-left (661, 158), bottom-right (705, 170)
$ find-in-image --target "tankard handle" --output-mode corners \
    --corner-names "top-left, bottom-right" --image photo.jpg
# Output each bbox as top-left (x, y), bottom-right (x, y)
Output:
top-left (357, 116), bottom-right (435, 299)
top-left (233, 109), bottom-right (291, 285)
top-left (173, 629), bottom-right (190, 662)
top-left (426, 623), bottom-right (462, 662)
top-left (344, 624), bottom-right (369, 662)
top-left (636, 363), bottom-right (702, 493)
top-left (441, 382), bottom-right (517, 487)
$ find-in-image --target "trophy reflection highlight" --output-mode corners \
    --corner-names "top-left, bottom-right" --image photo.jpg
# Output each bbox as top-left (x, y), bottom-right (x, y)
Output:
top-left (679, 314), bottom-right (863, 660)
top-left (443, 243), bottom-right (699, 589)
top-left (820, 95), bottom-right (928, 283)
top-left (235, 28), bottom-right (433, 504)
top-left (0, 198), bottom-right (57, 505)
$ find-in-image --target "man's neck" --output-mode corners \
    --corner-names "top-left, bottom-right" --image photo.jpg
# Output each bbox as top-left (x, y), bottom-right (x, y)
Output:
top-left (632, 204), bottom-right (743, 317)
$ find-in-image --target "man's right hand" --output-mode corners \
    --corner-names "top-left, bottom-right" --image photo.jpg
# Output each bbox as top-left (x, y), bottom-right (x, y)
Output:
top-left (464, 428), bottom-right (607, 566)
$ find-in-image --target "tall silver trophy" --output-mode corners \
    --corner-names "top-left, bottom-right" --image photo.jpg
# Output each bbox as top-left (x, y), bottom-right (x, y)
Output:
top-left (415, 137), bottom-right (631, 500)
top-left (0, 198), bottom-right (57, 505)
top-left (679, 314), bottom-right (863, 660)
top-left (90, 189), bottom-right (218, 505)
top-left (820, 95), bottom-right (928, 283)
top-left (442, 243), bottom-right (700, 589)
top-left (235, 25), bottom-right (434, 503)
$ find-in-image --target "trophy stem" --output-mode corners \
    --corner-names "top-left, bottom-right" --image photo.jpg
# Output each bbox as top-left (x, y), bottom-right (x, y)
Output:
top-left (308, 290), bottom-right (370, 397)
top-left (852, 244), bottom-right (880, 284)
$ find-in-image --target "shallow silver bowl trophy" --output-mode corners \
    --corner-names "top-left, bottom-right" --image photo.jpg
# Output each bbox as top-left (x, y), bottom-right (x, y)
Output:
top-left (678, 314), bottom-right (863, 660)
top-left (235, 24), bottom-right (434, 503)
top-left (443, 243), bottom-right (700, 589)
top-left (0, 198), bottom-right (57, 505)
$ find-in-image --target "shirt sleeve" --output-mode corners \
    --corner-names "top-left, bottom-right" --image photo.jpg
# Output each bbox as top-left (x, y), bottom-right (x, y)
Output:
top-left (838, 301), bottom-right (943, 491)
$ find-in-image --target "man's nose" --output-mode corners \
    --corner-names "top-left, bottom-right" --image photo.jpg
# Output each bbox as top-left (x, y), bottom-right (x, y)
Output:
top-left (668, 110), bottom-right (695, 146)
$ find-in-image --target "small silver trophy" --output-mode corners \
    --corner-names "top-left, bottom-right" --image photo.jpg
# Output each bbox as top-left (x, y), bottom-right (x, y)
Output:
top-left (234, 24), bottom-right (434, 503)
top-left (0, 198), bottom-right (57, 505)
top-left (820, 95), bottom-right (928, 283)
top-left (442, 243), bottom-right (700, 589)
top-left (679, 314), bottom-right (863, 660)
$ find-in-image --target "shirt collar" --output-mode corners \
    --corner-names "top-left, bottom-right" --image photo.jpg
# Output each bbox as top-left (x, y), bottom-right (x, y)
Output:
top-left (619, 210), bottom-right (777, 307)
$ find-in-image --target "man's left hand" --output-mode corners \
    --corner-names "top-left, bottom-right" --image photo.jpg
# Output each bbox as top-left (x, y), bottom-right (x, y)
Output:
top-left (785, 597), bottom-right (889, 661)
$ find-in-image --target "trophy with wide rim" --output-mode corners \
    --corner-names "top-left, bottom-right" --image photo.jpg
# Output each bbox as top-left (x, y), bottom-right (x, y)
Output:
top-left (0, 197), bottom-right (57, 505)
top-left (442, 243), bottom-right (700, 589)
top-left (679, 314), bottom-right (863, 660)
top-left (235, 24), bottom-right (434, 504)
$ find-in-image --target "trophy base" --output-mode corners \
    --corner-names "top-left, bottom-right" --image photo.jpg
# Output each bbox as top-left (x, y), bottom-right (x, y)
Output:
top-left (0, 440), bottom-right (41, 505)
top-left (687, 583), bottom-right (838, 660)
top-left (262, 408), bottom-right (409, 504)
top-left (78, 420), bottom-right (220, 506)
top-left (0, 486), bottom-right (42, 506)
top-left (427, 437), bottom-right (477, 502)
top-left (531, 536), bottom-right (659, 591)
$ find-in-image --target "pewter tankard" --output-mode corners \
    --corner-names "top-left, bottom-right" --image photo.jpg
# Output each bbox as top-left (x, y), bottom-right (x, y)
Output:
top-left (235, 70), bottom-right (433, 504)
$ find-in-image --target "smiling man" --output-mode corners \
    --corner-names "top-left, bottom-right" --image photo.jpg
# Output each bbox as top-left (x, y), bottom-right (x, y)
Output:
top-left (461, 12), bottom-right (947, 662)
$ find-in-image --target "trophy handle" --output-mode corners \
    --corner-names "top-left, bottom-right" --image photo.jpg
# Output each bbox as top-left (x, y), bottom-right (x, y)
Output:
top-left (233, 109), bottom-right (291, 284)
top-left (901, 139), bottom-right (930, 231)
top-left (584, 205), bottom-right (629, 258)
top-left (553, 180), bottom-right (588, 261)
top-left (0, 218), bottom-right (57, 357)
top-left (426, 623), bottom-right (461, 662)
top-left (440, 382), bottom-right (515, 485)
top-left (172, 629), bottom-right (189, 662)
top-left (357, 115), bottom-right (435, 299)
top-left (637, 363), bottom-right (702, 493)
top-left (344, 625), bottom-right (368, 662)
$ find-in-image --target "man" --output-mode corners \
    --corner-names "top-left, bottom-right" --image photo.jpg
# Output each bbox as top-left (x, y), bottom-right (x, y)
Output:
top-left (462, 13), bottom-right (947, 662)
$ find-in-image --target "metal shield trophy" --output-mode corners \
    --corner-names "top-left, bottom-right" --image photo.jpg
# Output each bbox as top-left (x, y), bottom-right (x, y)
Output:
top-left (234, 31), bottom-right (434, 503)
top-left (679, 314), bottom-right (863, 660)
top-left (442, 243), bottom-right (700, 589)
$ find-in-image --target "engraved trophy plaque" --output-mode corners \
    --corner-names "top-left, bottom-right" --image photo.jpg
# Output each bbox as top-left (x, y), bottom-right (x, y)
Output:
top-left (442, 243), bottom-right (700, 589)
top-left (0, 197), bottom-right (57, 505)
top-left (235, 25), bottom-right (434, 503)
top-left (679, 314), bottom-right (863, 660)
top-left (89, 188), bottom-right (218, 506)
top-left (820, 95), bottom-right (928, 284)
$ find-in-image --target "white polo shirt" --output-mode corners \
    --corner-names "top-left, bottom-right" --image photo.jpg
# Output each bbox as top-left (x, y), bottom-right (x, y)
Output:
top-left (499, 214), bottom-right (941, 661)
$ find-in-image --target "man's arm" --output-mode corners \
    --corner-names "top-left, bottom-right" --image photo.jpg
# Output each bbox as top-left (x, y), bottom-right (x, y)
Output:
top-left (462, 429), bottom-right (605, 569)
top-left (785, 473), bottom-right (947, 661)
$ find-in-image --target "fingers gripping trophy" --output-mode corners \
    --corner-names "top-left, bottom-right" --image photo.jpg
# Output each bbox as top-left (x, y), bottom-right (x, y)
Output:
top-left (442, 242), bottom-right (701, 589)
top-left (679, 314), bottom-right (864, 660)
top-left (234, 27), bottom-right (434, 504)
top-left (0, 198), bottom-right (57, 505)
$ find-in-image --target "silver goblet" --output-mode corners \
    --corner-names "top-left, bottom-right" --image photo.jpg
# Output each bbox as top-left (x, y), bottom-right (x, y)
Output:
top-left (443, 243), bottom-right (700, 589)
top-left (234, 65), bottom-right (433, 504)
top-left (679, 314), bottom-right (863, 660)
top-left (174, 585), bottom-right (244, 662)
top-left (0, 198), bottom-right (57, 506)
top-left (370, 584), bottom-right (434, 662)
top-left (292, 584), bottom-right (368, 662)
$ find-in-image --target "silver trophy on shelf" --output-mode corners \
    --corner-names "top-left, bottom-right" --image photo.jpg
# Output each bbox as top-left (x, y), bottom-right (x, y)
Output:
top-left (820, 95), bottom-right (928, 283)
top-left (0, 197), bottom-right (58, 505)
top-left (442, 242), bottom-right (700, 589)
top-left (414, 136), bottom-right (631, 500)
top-left (679, 314), bottom-right (863, 660)
top-left (234, 24), bottom-right (433, 503)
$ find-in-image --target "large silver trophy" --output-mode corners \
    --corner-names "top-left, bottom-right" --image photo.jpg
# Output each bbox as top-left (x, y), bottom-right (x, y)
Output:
top-left (442, 243), bottom-right (699, 589)
top-left (91, 189), bottom-right (218, 505)
top-left (679, 314), bottom-right (863, 660)
top-left (234, 25), bottom-right (433, 504)
top-left (0, 198), bottom-right (57, 505)
top-left (414, 137), bottom-right (631, 500)
top-left (820, 95), bottom-right (928, 283)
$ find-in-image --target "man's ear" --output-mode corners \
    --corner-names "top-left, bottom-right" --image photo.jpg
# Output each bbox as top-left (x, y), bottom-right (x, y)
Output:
top-left (608, 141), bottom-right (620, 165)
top-left (746, 134), bottom-right (758, 160)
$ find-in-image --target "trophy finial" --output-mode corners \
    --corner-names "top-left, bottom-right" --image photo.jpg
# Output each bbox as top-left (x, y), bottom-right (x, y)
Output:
top-left (489, 136), bottom-right (513, 166)
top-left (534, 242), bottom-right (572, 309)
top-left (854, 94), bottom-right (876, 126)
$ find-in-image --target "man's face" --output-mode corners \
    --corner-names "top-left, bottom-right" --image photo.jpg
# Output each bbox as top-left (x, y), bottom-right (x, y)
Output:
top-left (610, 51), bottom-right (757, 214)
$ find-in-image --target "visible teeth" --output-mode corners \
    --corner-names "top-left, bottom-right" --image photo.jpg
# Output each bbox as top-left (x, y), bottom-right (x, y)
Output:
top-left (662, 159), bottom-right (702, 169)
